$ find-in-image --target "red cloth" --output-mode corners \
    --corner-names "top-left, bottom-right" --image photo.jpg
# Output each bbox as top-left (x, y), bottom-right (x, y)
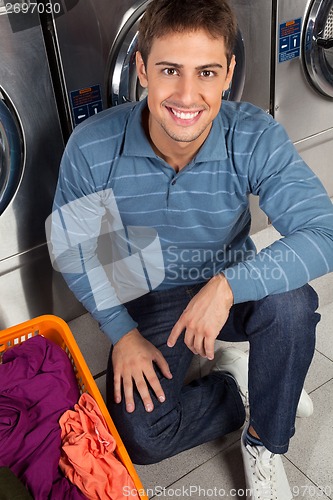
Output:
top-left (59, 393), bottom-right (140, 500)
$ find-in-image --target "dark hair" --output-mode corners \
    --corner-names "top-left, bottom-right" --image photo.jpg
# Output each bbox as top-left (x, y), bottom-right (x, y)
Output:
top-left (138, 0), bottom-right (237, 68)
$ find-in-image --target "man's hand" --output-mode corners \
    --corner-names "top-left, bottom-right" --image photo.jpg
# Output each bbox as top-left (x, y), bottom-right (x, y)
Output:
top-left (112, 328), bottom-right (173, 413)
top-left (167, 274), bottom-right (234, 360)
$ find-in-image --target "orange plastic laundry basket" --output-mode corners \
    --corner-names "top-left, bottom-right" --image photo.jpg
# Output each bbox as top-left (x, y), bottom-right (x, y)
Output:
top-left (0, 314), bottom-right (148, 500)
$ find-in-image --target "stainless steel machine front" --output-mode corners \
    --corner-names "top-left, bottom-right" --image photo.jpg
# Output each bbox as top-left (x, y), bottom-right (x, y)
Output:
top-left (273, 0), bottom-right (333, 196)
top-left (0, 4), bottom-right (83, 328)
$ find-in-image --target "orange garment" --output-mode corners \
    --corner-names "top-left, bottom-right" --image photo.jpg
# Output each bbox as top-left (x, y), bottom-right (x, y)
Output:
top-left (59, 393), bottom-right (140, 500)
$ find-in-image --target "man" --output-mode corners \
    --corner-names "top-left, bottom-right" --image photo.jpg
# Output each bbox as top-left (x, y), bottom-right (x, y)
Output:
top-left (49, 0), bottom-right (333, 498)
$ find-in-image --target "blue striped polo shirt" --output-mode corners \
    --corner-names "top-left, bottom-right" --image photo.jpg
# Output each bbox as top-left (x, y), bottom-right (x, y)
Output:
top-left (51, 98), bottom-right (333, 344)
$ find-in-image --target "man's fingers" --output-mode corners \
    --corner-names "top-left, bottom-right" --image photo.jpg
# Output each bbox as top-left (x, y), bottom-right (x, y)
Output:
top-left (167, 316), bottom-right (185, 347)
top-left (112, 329), bottom-right (173, 413)
top-left (204, 337), bottom-right (215, 361)
top-left (116, 361), bottom-right (170, 413)
top-left (122, 373), bottom-right (135, 413)
top-left (154, 351), bottom-right (173, 380)
top-left (113, 371), bottom-right (122, 404)
top-left (184, 327), bottom-right (215, 360)
top-left (192, 334), bottom-right (206, 358)
top-left (135, 372), bottom-right (155, 412)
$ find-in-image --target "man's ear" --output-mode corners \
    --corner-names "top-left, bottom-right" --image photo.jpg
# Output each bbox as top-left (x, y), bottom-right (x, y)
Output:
top-left (136, 51), bottom-right (148, 88)
top-left (223, 54), bottom-right (236, 92)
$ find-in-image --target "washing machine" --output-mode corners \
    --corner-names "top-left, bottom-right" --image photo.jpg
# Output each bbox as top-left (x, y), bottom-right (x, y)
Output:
top-left (273, 0), bottom-right (333, 196)
top-left (0, 2), bottom-right (83, 328)
top-left (45, 0), bottom-right (273, 234)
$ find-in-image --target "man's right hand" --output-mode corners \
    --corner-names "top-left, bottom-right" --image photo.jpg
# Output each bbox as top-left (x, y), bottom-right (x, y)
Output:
top-left (112, 328), bottom-right (173, 413)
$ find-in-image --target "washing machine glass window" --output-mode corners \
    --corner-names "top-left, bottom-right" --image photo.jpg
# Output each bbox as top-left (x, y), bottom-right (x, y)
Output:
top-left (0, 89), bottom-right (24, 216)
top-left (108, 14), bottom-right (245, 106)
top-left (303, 0), bottom-right (333, 98)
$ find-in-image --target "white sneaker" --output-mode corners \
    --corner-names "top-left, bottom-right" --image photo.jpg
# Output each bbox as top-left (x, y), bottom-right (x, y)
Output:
top-left (213, 346), bottom-right (249, 407)
top-left (213, 346), bottom-right (313, 418)
top-left (241, 427), bottom-right (292, 500)
top-left (296, 388), bottom-right (314, 418)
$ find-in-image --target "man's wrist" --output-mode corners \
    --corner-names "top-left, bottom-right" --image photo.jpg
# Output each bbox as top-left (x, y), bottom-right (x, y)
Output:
top-left (114, 327), bottom-right (140, 347)
top-left (211, 273), bottom-right (234, 307)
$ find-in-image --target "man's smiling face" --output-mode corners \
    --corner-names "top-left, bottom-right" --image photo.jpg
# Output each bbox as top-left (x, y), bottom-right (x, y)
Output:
top-left (136, 29), bottom-right (235, 154)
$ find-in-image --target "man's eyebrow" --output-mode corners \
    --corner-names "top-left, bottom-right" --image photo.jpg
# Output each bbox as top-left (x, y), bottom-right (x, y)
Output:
top-left (196, 63), bottom-right (224, 70)
top-left (155, 61), bottom-right (224, 70)
top-left (155, 61), bottom-right (183, 68)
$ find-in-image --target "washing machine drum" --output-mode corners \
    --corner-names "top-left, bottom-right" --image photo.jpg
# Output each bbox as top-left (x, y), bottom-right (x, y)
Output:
top-left (108, 11), bottom-right (245, 106)
top-left (0, 93), bottom-right (23, 216)
top-left (303, 0), bottom-right (333, 98)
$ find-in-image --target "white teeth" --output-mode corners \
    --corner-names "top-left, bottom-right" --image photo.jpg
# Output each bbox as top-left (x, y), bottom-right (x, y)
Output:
top-left (171, 108), bottom-right (200, 120)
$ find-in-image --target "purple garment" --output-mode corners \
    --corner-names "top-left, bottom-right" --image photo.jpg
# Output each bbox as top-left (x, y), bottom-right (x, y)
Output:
top-left (0, 335), bottom-right (86, 500)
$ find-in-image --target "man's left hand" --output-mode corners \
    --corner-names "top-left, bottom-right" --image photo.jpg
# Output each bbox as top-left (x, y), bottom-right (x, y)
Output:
top-left (167, 274), bottom-right (234, 360)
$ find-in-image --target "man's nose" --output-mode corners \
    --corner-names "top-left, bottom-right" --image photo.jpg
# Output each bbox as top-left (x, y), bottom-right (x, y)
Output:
top-left (175, 75), bottom-right (198, 106)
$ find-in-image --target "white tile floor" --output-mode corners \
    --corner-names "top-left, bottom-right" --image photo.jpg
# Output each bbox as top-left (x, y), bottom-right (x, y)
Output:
top-left (68, 222), bottom-right (333, 500)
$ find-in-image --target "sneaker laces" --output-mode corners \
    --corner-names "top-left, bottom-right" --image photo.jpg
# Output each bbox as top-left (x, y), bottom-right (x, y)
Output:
top-left (240, 387), bottom-right (249, 408)
top-left (239, 387), bottom-right (249, 420)
top-left (246, 444), bottom-right (278, 499)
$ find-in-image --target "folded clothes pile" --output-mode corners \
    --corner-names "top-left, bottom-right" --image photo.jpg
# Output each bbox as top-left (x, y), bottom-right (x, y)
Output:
top-left (0, 335), bottom-right (139, 500)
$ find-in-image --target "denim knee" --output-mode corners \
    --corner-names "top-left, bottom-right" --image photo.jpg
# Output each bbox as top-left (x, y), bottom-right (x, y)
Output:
top-left (127, 432), bottom-right (170, 465)
top-left (117, 416), bottom-right (174, 465)
top-left (253, 284), bottom-right (320, 341)
top-left (279, 284), bottom-right (319, 323)
top-left (107, 400), bottom-right (175, 465)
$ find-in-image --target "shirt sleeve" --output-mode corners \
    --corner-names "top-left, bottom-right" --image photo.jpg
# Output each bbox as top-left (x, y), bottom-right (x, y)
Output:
top-left (48, 133), bottom-right (138, 344)
top-left (224, 118), bottom-right (333, 303)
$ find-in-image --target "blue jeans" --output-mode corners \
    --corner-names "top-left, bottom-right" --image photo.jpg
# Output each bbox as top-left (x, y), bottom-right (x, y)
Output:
top-left (106, 283), bottom-right (319, 464)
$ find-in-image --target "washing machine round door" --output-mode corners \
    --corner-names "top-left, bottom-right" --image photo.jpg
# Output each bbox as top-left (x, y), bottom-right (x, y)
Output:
top-left (0, 92), bottom-right (23, 216)
top-left (303, 0), bottom-right (333, 98)
top-left (108, 9), bottom-right (245, 106)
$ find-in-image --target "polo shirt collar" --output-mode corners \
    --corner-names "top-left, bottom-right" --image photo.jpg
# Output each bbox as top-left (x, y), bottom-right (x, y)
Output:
top-left (123, 98), bottom-right (228, 162)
